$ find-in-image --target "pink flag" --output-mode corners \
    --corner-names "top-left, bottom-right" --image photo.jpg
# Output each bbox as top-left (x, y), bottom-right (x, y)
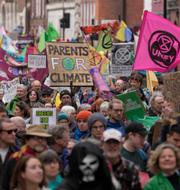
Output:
top-left (0, 48), bottom-right (14, 81)
top-left (133, 11), bottom-right (180, 72)
top-left (25, 46), bottom-right (48, 82)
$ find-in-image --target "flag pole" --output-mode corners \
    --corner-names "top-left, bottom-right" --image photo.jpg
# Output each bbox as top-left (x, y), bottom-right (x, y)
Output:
top-left (164, 0), bottom-right (167, 18)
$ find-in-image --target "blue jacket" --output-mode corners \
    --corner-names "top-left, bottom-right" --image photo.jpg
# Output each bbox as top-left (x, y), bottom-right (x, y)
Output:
top-left (107, 120), bottom-right (125, 136)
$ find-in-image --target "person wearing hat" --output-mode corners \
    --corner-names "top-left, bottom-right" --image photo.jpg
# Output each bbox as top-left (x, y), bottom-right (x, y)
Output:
top-left (2, 124), bottom-right (52, 190)
top-left (61, 105), bottom-right (77, 134)
top-left (88, 112), bottom-right (107, 141)
top-left (102, 128), bottom-right (142, 190)
top-left (73, 110), bottom-right (92, 141)
top-left (59, 90), bottom-right (77, 110)
top-left (57, 112), bottom-right (70, 128)
top-left (121, 122), bottom-right (148, 171)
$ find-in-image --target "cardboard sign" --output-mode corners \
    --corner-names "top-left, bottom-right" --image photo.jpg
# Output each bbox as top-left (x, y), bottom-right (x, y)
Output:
top-left (28, 54), bottom-right (46, 68)
top-left (111, 43), bottom-right (134, 76)
top-left (163, 71), bottom-right (180, 112)
top-left (117, 90), bottom-right (145, 120)
top-left (32, 108), bottom-right (56, 127)
top-left (0, 78), bottom-right (20, 103)
top-left (46, 42), bottom-right (93, 87)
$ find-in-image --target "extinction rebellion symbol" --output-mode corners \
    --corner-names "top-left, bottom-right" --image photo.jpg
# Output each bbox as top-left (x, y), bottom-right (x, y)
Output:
top-left (148, 31), bottom-right (179, 68)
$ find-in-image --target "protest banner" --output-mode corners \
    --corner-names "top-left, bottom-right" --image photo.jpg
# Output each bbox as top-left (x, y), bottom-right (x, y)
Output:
top-left (46, 42), bottom-right (93, 87)
top-left (163, 71), bottom-right (180, 112)
top-left (16, 35), bottom-right (34, 51)
top-left (28, 54), bottom-right (46, 68)
top-left (0, 78), bottom-right (20, 103)
top-left (32, 108), bottom-right (56, 128)
top-left (111, 43), bottom-right (134, 76)
top-left (80, 21), bottom-right (119, 35)
top-left (90, 67), bottom-right (112, 99)
top-left (117, 90), bottom-right (145, 121)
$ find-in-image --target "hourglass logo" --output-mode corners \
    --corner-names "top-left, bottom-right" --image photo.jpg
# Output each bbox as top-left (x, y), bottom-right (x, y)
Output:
top-left (148, 31), bottom-right (179, 68)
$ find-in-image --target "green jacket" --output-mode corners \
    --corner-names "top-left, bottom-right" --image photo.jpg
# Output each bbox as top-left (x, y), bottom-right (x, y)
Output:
top-left (144, 172), bottom-right (180, 190)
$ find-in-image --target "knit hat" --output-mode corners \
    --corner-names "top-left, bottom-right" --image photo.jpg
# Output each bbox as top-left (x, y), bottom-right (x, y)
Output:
top-left (76, 110), bottom-right (92, 121)
top-left (60, 90), bottom-right (72, 99)
top-left (88, 112), bottom-right (107, 130)
top-left (57, 112), bottom-right (69, 121)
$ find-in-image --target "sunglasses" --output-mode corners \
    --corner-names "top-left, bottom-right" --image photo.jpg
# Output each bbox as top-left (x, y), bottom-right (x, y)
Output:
top-left (1, 129), bottom-right (18, 134)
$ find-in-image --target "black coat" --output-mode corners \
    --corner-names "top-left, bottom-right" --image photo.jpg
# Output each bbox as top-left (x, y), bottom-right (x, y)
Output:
top-left (58, 141), bottom-right (115, 190)
top-left (0, 146), bottom-right (19, 190)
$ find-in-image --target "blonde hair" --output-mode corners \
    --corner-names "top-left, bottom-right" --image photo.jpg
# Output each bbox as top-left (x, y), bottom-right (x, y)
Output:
top-left (148, 143), bottom-right (180, 174)
top-left (108, 98), bottom-right (124, 110)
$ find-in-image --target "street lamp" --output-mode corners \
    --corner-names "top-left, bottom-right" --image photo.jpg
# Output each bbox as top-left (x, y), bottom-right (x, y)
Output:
top-left (164, 0), bottom-right (167, 18)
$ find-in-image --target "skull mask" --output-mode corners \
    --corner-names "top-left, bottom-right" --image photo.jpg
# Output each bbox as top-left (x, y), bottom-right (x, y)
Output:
top-left (79, 154), bottom-right (99, 182)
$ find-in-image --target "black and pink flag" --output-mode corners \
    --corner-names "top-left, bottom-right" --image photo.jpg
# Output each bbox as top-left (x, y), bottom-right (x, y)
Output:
top-left (133, 11), bottom-right (180, 72)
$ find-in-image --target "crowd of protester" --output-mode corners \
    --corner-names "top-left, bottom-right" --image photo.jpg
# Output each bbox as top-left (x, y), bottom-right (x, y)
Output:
top-left (0, 71), bottom-right (179, 190)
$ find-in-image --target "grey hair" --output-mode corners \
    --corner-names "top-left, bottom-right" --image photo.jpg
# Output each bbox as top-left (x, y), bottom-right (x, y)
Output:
top-left (17, 84), bottom-right (27, 90)
top-left (149, 91), bottom-right (163, 106)
top-left (100, 101), bottom-right (109, 111)
top-left (10, 116), bottom-right (26, 128)
top-left (78, 103), bottom-right (91, 111)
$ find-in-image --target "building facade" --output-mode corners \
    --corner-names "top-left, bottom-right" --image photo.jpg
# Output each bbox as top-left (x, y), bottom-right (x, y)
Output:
top-left (30, 0), bottom-right (47, 36)
top-left (0, 0), bottom-right (18, 32)
top-left (0, 0), bottom-right (179, 35)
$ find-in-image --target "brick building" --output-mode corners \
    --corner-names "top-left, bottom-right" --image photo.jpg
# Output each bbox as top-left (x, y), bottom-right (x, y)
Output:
top-left (96, 0), bottom-right (144, 28)
top-left (95, 0), bottom-right (179, 28)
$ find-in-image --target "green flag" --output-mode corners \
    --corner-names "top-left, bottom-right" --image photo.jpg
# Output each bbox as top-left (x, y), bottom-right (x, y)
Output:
top-left (45, 23), bottom-right (60, 42)
top-left (38, 31), bottom-right (46, 52)
top-left (117, 90), bottom-right (145, 121)
top-left (96, 29), bottom-right (112, 53)
top-left (136, 116), bottom-right (160, 131)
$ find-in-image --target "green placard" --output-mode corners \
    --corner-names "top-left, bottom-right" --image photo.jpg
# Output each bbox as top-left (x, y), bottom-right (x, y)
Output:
top-left (117, 90), bottom-right (145, 121)
top-left (136, 116), bottom-right (160, 131)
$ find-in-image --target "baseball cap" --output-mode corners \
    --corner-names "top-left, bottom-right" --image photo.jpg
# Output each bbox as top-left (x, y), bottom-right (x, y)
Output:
top-left (103, 129), bottom-right (123, 142)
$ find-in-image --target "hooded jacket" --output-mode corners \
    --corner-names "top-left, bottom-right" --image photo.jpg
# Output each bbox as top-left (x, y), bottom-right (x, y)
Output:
top-left (59, 141), bottom-right (115, 190)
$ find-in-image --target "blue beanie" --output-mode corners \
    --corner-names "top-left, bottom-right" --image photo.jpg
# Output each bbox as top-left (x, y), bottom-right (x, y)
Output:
top-left (57, 112), bottom-right (69, 121)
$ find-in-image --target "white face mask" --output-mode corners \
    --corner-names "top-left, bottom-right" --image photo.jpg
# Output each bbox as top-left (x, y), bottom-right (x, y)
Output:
top-left (79, 154), bottom-right (99, 182)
